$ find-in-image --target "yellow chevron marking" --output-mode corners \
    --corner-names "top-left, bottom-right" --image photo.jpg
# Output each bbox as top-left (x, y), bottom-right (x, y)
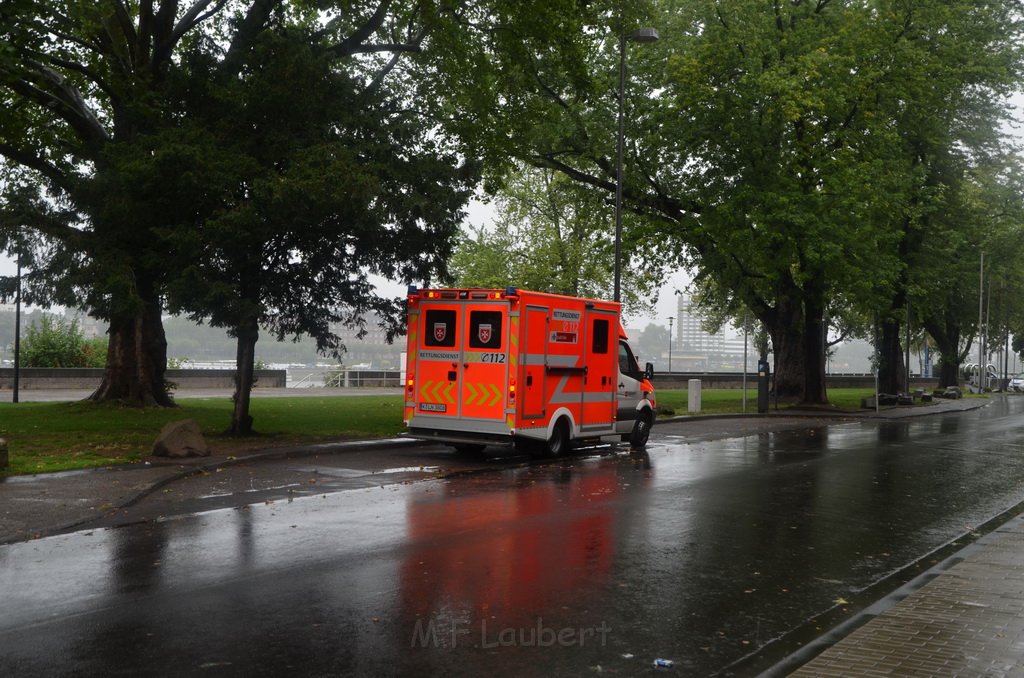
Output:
top-left (419, 380), bottom-right (433, 401)
top-left (465, 382), bottom-right (478, 405)
top-left (509, 326), bottom-right (519, 370)
top-left (442, 381), bottom-right (456, 404)
top-left (487, 383), bottom-right (502, 407)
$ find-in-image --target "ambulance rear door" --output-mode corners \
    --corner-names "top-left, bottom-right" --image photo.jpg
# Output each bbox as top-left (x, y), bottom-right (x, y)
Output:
top-left (459, 303), bottom-right (509, 423)
top-left (413, 301), bottom-right (463, 419)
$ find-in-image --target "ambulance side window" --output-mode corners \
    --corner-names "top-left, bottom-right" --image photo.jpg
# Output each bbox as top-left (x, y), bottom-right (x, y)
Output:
top-left (469, 311), bottom-right (502, 349)
top-left (619, 340), bottom-right (640, 378)
top-left (592, 319), bottom-right (609, 354)
top-left (425, 310), bottom-right (457, 347)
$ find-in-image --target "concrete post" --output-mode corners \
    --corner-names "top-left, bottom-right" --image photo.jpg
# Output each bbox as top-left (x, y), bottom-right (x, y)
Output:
top-left (0, 438), bottom-right (8, 469)
top-left (687, 379), bottom-right (702, 414)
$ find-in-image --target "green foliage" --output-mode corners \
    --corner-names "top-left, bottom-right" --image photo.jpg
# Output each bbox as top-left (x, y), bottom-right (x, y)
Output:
top-left (167, 356), bottom-right (194, 370)
top-left (447, 0), bottom-right (1024, 401)
top-left (21, 316), bottom-right (106, 368)
top-left (3, 1), bottom-right (557, 410)
top-left (450, 164), bottom-right (658, 316)
top-left (82, 336), bottom-right (108, 368)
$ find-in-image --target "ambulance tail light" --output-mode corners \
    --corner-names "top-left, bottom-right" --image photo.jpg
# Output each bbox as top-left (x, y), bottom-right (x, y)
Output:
top-left (406, 377), bottom-right (415, 396)
top-left (508, 378), bottom-right (517, 402)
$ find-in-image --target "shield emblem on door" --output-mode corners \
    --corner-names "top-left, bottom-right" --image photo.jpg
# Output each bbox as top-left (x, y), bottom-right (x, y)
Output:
top-left (433, 323), bottom-right (447, 343)
top-left (478, 323), bottom-right (492, 344)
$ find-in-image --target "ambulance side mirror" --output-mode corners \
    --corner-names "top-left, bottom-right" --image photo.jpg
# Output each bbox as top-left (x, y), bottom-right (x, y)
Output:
top-left (644, 362), bottom-right (654, 380)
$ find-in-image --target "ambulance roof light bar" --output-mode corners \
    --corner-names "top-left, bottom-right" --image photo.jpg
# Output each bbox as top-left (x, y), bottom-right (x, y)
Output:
top-left (409, 286), bottom-right (518, 300)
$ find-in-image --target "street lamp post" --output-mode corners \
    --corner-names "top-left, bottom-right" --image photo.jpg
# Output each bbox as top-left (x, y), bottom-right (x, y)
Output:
top-left (613, 25), bottom-right (658, 303)
top-left (667, 316), bottom-right (674, 373)
top-left (13, 239), bottom-right (21, 404)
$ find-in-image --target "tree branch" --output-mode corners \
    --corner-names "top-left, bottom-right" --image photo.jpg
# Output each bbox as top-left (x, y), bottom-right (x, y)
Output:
top-left (0, 144), bottom-right (75, 197)
top-left (171, 0), bottom-right (230, 46)
top-left (330, 0), bottom-right (394, 57)
top-left (137, 0), bottom-right (154, 67)
top-left (364, 28), bottom-right (428, 94)
top-left (221, 0), bottom-right (280, 78)
top-left (111, 0), bottom-right (140, 68)
top-left (5, 63), bottom-right (108, 145)
top-left (29, 50), bottom-right (117, 102)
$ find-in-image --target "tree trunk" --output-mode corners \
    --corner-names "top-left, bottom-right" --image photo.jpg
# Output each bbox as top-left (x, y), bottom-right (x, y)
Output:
top-left (88, 298), bottom-right (174, 407)
top-left (228, 323), bottom-right (258, 436)
top-left (937, 357), bottom-right (960, 388)
top-left (877, 318), bottom-right (906, 394)
top-left (769, 297), bottom-right (805, 401)
top-left (763, 293), bottom-right (829, 404)
top-left (801, 278), bottom-right (828, 405)
top-left (923, 316), bottom-right (962, 388)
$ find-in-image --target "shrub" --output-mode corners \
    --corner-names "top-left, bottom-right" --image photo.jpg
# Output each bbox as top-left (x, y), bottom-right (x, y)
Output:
top-left (21, 316), bottom-right (107, 368)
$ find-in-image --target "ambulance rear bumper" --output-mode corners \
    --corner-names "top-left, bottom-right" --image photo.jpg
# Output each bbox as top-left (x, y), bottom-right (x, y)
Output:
top-left (406, 416), bottom-right (514, 447)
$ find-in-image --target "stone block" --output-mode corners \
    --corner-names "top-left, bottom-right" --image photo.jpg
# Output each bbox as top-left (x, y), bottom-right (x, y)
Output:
top-left (152, 419), bottom-right (210, 458)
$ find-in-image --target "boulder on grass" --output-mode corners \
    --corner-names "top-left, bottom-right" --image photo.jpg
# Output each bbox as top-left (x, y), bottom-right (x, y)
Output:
top-left (152, 419), bottom-right (210, 458)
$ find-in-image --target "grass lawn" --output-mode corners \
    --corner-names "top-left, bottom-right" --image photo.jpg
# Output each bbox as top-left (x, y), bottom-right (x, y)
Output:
top-left (0, 395), bottom-right (407, 476)
top-left (0, 387), bottom-right (943, 475)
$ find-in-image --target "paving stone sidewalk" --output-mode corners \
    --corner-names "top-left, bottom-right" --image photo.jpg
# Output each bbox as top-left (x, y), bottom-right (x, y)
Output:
top-left (787, 512), bottom-right (1024, 677)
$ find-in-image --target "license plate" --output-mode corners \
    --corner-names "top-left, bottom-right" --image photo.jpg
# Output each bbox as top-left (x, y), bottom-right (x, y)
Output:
top-left (420, 403), bottom-right (447, 412)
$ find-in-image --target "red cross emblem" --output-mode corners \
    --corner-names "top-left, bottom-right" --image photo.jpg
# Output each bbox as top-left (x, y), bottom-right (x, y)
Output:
top-left (478, 323), bottom-right (492, 344)
top-left (433, 323), bottom-right (447, 343)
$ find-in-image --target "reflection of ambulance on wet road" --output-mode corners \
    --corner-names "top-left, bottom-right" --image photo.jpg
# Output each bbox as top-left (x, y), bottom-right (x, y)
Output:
top-left (403, 287), bottom-right (655, 456)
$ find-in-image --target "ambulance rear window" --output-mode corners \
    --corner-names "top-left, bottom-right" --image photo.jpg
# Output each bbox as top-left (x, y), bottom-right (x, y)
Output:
top-left (425, 310), bottom-right (456, 347)
top-left (592, 319), bottom-right (609, 354)
top-left (469, 311), bottom-right (502, 349)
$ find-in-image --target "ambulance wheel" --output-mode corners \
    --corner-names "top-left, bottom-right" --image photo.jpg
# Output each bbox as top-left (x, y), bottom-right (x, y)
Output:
top-left (629, 411), bottom-right (653, 449)
top-left (452, 443), bottom-right (486, 457)
top-left (545, 419), bottom-right (570, 457)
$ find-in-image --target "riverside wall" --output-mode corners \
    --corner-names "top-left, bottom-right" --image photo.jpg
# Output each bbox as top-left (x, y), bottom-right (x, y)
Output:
top-left (0, 368), bottom-right (939, 392)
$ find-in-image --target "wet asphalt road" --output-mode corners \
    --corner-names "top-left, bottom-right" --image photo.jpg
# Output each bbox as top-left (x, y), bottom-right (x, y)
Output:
top-left (3, 400), bottom-right (1024, 676)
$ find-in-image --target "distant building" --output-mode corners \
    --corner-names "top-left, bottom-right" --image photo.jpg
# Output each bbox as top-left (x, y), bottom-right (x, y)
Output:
top-left (328, 314), bottom-right (403, 369)
top-left (675, 294), bottom-right (752, 372)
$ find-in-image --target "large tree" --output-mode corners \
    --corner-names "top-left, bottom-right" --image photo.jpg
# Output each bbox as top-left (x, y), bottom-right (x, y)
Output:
top-left (862, 0), bottom-right (1024, 393)
top-left (160, 17), bottom-right (477, 434)
top-left (447, 0), bottom-right (1024, 404)
top-left (0, 1), bottom-right (585, 410)
top-left (915, 164), bottom-right (1024, 387)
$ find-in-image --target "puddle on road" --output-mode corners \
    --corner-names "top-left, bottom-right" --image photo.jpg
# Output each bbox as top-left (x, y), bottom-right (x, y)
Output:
top-left (373, 466), bottom-right (440, 475)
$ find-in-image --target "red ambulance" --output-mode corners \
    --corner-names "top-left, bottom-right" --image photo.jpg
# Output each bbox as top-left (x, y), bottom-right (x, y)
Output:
top-left (403, 287), bottom-right (655, 456)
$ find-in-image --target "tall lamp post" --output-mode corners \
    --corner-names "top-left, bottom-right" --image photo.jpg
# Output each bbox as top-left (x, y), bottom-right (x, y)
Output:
top-left (667, 316), bottom-right (674, 373)
top-left (613, 25), bottom-right (658, 303)
top-left (13, 238), bottom-right (21, 404)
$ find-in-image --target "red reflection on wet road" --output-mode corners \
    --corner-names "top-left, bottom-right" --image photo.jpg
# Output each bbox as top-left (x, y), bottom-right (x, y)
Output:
top-left (400, 459), bottom-right (647, 637)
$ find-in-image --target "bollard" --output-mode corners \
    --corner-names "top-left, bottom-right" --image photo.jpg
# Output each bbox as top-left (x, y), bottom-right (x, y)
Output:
top-left (0, 438), bottom-right (8, 469)
top-left (687, 379), bottom-right (702, 414)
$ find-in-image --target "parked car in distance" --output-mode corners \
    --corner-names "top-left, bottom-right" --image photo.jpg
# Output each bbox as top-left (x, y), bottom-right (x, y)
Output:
top-left (1010, 374), bottom-right (1024, 392)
